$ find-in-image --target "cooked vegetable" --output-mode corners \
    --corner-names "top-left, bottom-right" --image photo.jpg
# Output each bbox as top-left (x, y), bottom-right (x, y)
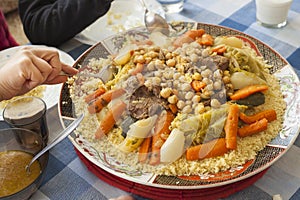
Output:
top-left (88, 88), bottom-right (125, 114)
top-left (212, 45), bottom-right (226, 55)
top-left (224, 104), bottom-right (239, 150)
top-left (149, 111), bottom-right (175, 165)
top-left (127, 115), bottom-right (158, 138)
top-left (118, 135), bottom-right (144, 153)
top-left (138, 137), bottom-right (152, 163)
top-left (240, 109), bottom-right (277, 124)
top-left (160, 128), bottom-right (185, 163)
top-left (197, 33), bottom-right (214, 46)
top-left (113, 50), bottom-right (133, 65)
top-left (230, 84), bottom-right (268, 100)
top-left (84, 87), bottom-right (106, 103)
top-left (95, 101), bottom-right (127, 139)
top-left (237, 118), bottom-right (268, 137)
top-left (173, 29), bottom-right (205, 47)
top-left (186, 138), bottom-right (228, 161)
top-left (214, 36), bottom-right (243, 48)
top-left (230, 71), bottom-right (267, 90)
top-left (191, 80), bottom-right (206, 92)
top-left (192, 106), bottom-right (228, 145)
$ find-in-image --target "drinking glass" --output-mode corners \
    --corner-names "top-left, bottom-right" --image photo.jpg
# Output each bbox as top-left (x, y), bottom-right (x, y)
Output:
top-left (255, 0), bottom-right (293, 28)
top-left (3, 96), bottom-right (49, 144)
top-left (157, 0), bottom-right (184, 13)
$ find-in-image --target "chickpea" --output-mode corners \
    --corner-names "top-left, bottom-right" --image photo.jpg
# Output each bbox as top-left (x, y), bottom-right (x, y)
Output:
top-left (168, 95), bottom-right (178, 104)
top-left (182, 105), bottom-right (192, 114)
top-left (192, 72), bottom-right (202, 81)
top-left (165, 52), bottom-right (173, 59)
top-left (152, 77), bottom-right (161, 85)
top-left (173, 72), bottom-right (181, 80)
top-left (134, 55), bottom-right (145, 64)
top-left (160, 88), bottom-right (173, 98)
top-left (181, 83), bottom-right (191, 92)
top-left (213, 81), bottom-right (222, 90)
top-left (210, 99), bottom-right (221, 108)
top-left (192, 95), bottom-right (201, 103)
top-left (206, 84), bottom-right (214, 92)
top-left (201, 49), bottom-right (210, 57)
top-left (147, 61), bottom-right (155, 71)
top-left (201, 69), bottom-right (212, 78)
top-left (177, 100), bottom-right (185, 109)
top-left (194, 103), bottom-right (205, 114)
top-left (148, 51), bottom-right (159, 58)
top-left (223, 76), bottom-right (231, 84)
top-left (166, 59), bottom-right (176, 67)
top-left (185, 91), bottom-right (194, 100)
top-left (190, 53), bottom-right (198, 63)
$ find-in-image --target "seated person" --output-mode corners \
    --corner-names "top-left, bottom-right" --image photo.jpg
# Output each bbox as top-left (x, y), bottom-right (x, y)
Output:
top-left (0, 10), bottom-right (19, 51)
top-left (18, 0), bottom-right (113, 47)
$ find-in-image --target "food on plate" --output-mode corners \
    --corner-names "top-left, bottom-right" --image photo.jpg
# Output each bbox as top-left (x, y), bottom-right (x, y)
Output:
top-left (69, 28), bottom-right (286, 175)
top-left (0, 85), bottom-right (45, 109)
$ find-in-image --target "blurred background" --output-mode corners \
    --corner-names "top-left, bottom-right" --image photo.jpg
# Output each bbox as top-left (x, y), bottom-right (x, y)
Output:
top-left (1, 0), bottom-right (29, 45)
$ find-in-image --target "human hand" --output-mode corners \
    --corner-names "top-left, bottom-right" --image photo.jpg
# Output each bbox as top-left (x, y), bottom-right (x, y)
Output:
top-left (0, 46), bottom-right (78, 100)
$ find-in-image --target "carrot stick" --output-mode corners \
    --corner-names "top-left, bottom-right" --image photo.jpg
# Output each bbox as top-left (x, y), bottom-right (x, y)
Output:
top-left (230, 84), bottom-right (268, 100)
top-left (224, 104), bottom-right (239, 150)
top-left (149, 111), bottom-right (175, 165)
top-left (239, 109), bottom-right (277, 124)
top-left (169, 104), bottom-right (178, 114)
top-left (173, 29), bottom-right (205, 48)
top-left (88, 88), bottom-right (125, 114)
top-left (184, 29), bottom-right (205, 40)
top-left (138, 137), bottom-right (152, 163)
top-left (237, 118), bottom-right (268, 138)
top-left (95, 101), bottom-right (127, 139)
top-left (212, 45), bottom-right (226, 55)
top-left (197, 33), bottom-right (214, 46)
top-left (84, 87), bottom-right (106, 103)
top-left (191, 80), bottom-right (206, 92)
top-left (186, 138), bottom-right (228, 161)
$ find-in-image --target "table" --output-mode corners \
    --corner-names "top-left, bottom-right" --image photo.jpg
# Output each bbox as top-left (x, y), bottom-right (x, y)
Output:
top-left (27, 0), bottom-right (300, 199)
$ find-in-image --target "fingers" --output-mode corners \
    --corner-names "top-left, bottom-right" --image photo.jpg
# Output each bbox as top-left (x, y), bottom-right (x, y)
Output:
top-left (20, 46), bottom-right (78, 83)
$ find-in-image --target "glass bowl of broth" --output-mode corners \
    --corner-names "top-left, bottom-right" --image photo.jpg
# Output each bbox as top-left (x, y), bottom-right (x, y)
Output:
top-left (0, 128), bottom-right (49, 200)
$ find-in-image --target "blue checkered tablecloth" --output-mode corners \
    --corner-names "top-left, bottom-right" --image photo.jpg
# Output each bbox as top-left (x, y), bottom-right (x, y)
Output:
top-left (4, 0), bottom-right (299, 199)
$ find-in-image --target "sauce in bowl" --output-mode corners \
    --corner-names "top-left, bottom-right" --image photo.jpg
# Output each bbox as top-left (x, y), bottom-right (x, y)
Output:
top-left (0, 150), bottom-right (41, 197)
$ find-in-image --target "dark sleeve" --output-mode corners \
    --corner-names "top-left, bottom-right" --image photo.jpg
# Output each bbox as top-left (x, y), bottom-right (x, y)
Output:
top-left (18, 0), bottom-right (112, 46)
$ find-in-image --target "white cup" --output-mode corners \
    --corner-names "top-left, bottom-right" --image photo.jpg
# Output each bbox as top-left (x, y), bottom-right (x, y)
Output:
top-left (255, 0), bottom-right (293, 28)
top-left (157, 0), bottom-right (184, 13)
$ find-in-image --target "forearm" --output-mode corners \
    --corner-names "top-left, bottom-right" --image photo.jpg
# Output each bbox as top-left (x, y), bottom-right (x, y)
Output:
top-left (19, 0), bottom-right (112, 46)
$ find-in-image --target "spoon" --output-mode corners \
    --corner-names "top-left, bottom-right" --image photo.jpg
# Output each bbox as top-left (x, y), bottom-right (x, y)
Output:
top-left (26, 113), bottom-right (84, 173)
top-left (139, 0), bottom-right (170, 36)
top-left (59, 64), bottom-right (117, 83)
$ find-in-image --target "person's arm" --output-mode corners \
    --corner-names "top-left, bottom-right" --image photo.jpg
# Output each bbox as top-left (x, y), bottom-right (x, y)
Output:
top-left (0, 46), bottom-right (78, 101)
top-left (18, 0), bottom-right (112, 47)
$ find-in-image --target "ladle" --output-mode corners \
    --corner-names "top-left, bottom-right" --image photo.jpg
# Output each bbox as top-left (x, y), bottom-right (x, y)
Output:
top-left (139, 0), bottom-right (170, 36)
top-left (26, 113), bottom-right (84, 173)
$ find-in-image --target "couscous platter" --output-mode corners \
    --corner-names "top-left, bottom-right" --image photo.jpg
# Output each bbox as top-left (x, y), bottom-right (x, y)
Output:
top-left (59, 22), bottom-right (300, 189)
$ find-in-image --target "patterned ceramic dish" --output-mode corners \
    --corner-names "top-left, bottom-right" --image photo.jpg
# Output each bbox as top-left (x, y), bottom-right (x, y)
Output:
top-left (59, 22), bottom-right (300, 189)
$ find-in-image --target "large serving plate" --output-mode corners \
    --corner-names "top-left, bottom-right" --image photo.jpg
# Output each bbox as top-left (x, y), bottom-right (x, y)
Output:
top-left (60, 22), bottom-right (300, 189)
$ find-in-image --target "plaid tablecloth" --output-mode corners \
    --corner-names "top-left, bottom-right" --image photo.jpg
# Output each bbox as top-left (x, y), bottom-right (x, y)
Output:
top-left (24, 0), bottom-right (300, 199)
